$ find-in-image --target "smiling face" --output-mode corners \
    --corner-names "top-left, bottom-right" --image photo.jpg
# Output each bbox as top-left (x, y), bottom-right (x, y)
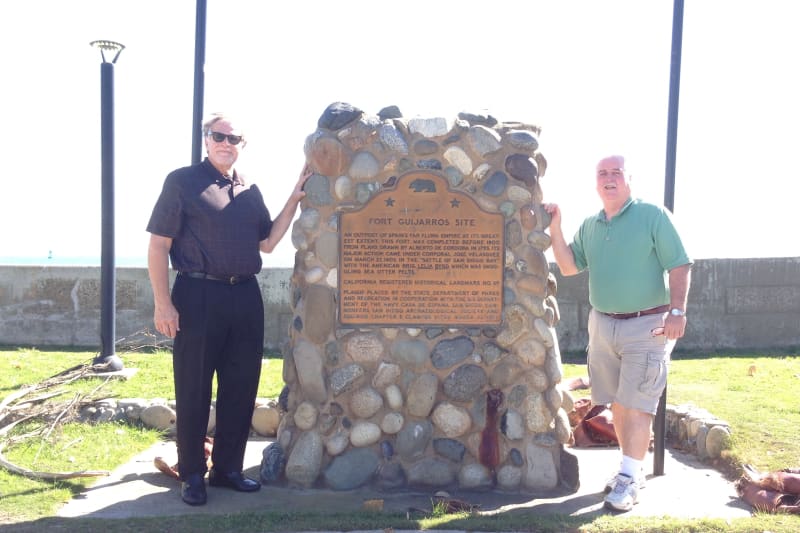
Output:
top-left (204, 117), bottom-right (245, 175)
top-left (595, 155), bottom-right (632, 217)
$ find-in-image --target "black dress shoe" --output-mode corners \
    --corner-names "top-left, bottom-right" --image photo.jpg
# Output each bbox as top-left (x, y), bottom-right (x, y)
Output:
top-left (181, 473), bottom-right (207, 505)
top-left (208, 469), bottom-right (261, 492)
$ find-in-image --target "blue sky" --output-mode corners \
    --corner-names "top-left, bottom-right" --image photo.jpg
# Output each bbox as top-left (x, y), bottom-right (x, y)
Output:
top-left (2, 0), bottom-right (798, 267)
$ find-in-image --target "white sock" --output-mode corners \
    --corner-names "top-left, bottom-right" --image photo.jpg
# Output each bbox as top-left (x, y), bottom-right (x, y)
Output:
top-left (620, 455), bottom-right (642, 479)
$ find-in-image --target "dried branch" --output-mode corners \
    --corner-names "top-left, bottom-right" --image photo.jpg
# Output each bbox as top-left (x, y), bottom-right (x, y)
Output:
top-left (0, 362), bottom-right (116, 481)
top-left (0, 443), bottom-right (109, 480)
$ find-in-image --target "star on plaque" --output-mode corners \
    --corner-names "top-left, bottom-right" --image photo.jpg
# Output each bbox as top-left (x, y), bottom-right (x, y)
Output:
top-left (450, 198), bottom-right (461, 208)
top-left (385, 197), bottom-right (395, 207)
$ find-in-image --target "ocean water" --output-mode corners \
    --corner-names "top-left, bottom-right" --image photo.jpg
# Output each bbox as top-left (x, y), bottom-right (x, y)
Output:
top-left (0, 256), bottom-right (147, 267)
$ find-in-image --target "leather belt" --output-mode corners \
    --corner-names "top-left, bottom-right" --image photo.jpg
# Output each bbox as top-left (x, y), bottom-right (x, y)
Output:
top-left (600, 304), bottom-right (669, 320)
top-left (180, 272), bottom-right (255, 285)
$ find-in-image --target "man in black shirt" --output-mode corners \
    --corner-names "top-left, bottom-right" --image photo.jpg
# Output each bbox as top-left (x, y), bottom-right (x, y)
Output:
top-left (147, 112), bottom-right (310, 505)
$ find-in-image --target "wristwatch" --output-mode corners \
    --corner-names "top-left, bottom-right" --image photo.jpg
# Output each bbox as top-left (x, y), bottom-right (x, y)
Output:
top-left (669, 308), bottom-right (686, 317)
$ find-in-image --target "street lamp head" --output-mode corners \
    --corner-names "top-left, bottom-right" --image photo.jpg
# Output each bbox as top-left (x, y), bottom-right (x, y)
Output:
top-left (90, 40), bottom-right (125, 64)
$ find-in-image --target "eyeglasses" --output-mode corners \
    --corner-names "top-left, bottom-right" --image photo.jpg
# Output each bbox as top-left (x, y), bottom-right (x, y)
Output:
top-left (207, 131), bottom-right (244, 145)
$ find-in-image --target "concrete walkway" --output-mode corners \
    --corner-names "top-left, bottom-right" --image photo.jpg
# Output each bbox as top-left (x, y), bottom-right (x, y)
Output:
top-left (55, 437), bottom-right (753, 524)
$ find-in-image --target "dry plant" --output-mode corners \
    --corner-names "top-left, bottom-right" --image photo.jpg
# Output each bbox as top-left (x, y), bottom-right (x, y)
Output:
top-left (0, 359), bottom-right (119, 481)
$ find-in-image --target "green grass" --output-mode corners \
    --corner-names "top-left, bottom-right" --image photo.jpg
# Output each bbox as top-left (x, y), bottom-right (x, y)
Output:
top-left (1, 348), bottom-right (799, 532)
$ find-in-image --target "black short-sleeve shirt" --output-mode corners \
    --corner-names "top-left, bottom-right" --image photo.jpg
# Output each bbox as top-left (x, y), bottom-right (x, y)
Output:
top-left (146, 159), bottom-right (273, 276)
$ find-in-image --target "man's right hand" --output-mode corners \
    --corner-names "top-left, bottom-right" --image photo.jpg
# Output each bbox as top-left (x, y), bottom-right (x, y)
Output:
top-left (543, 203), bottom-right (562, 232)
top-left (154, 303), bottom-right (180, 339)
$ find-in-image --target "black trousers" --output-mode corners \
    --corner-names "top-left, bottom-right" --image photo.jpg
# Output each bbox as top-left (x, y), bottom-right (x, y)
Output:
top-left (171, 275), bottom-right (264, 479)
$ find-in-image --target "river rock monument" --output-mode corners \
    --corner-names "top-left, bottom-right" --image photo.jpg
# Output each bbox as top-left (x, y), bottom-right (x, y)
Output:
top-left (263, 102), bottom-right (576, 493)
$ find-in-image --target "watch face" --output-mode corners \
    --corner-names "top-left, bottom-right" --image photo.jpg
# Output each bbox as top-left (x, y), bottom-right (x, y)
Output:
top-left (670, 308), bottom-right (684, 317)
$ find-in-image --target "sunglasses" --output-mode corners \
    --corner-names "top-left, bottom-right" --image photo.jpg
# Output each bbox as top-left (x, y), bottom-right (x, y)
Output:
top-left (207, 131), bottom-right (244, 145)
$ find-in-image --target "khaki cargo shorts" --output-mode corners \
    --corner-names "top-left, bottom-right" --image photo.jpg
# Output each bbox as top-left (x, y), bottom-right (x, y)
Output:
top-left (587, 308), bottom-right (675, 415)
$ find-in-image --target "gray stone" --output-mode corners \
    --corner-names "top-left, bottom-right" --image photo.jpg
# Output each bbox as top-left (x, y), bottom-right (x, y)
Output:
top-left (431, 335), bottom-right (475, 369)
top-left (378, 105), bottom-right (402, 120)
top-left (504, 153), bottom-right (538, 187)
top-left (391, 339), bottom-right (429, 369)
top-left (315, 232), bottom-right (339, 268)
top-left (329, 363), bottom-right (365, 396)
top-left (297, 208), bottom-right (320, 232)
top-left (345, 333), bottom-right (384, 364)
top-left (396, 420), bottom-right (433, 459)
top-left (416, 159), bottom-right (442, 170)
top-left (260, 442), bottom-right (286, 484)
top-left (406, 372), bottom-right (438, 417)
top-left (304, 285), bottom-right (334, 344)
top-left (433, 438), bottom-right (467, 462)
top-left (497, 464), bottom-right (522, 490)
top-left (509, 447), bottom-right (524, 466)
top-left (140, 404), bottom-right (176, 433)
top-left (285, 430), bottom-right (323, 488)
top-left (458, 463), bottom-right (493, 490)
top-left (376, 461), bottom-right (406, 490)
top-left (696, 424), bottom-right (709, 459)
top-left (443, 145), bottom-right (472, 174)
top-left (490, 358), bottom-right (524, 389)
top-left (318, 101), bottom-right (362, 130)
top-left (408, 117), bottom-right (449, 137)
top-left (413, 139), bottom-right (439, 155)
top-left (481, 342), bottom-right (508, 365)
top-left (445, 166), bottom-right (464, 187)
top-left (349, 421), bottom-right (381, 447)
top-left (501, 409), bottom-right (525, 441)
top-left (334, 175), bottom-right (353, 200)
top-left (303, 174), bottom-right (333, 206)
top-left (379, 123), bottom-right (409, 154)
top-left (293, 401), bottom-right (318, 430)
top-left (523, 440), bottom-right (558, 490)
top-left (380, 411), bottom-right (404, 434)
top-left (324, 430), bottom-right (349, 456)
top-left (372, 361), bottom-right (401, 388)
top-left (384, 384), bottom-right (403, 410)
top-left (706, 425), bottom-right (732, 458)
top-left (349, 151), bottom-right (380, 180)
top-left (482, 171), bottom-right (507, 197)
top-left (324, 447), bottom-right (380, 490)
top-left (349, 387), bottom-right (384, 419)
top-left (432, 402), bottom-right (472, 438)
top-left (406, 457), bottom-right (456, 487)
top-left (467, 125), bottom-right (502, 156)
top-left (508, 130), bottom-right (539, 152)
top-left (442, 364), bottom-right (488, 402)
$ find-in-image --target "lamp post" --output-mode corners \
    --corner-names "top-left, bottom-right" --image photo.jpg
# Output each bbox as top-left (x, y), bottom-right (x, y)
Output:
top-left (191, 0), bottom-right (208, 164)
top-left (90, 39), bottom-right (125, 371)
top-left (654, 0), bottom-right (685, 476)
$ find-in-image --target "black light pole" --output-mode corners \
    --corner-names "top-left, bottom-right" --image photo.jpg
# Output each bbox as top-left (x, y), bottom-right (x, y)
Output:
top-left (654, 0), bottom-right (684, 476)
top-left (191, 0), bottom-right (208, 164)
top-left (90, 40), bottom-right (125, 371)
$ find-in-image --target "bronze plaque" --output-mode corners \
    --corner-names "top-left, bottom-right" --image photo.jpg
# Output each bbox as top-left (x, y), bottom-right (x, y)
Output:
top-left (339, 172), bottom-right (504, 326)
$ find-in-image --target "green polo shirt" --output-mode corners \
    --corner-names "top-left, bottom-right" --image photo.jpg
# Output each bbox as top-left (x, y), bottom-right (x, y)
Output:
top-left (570, 198), bottom-right (691, 313)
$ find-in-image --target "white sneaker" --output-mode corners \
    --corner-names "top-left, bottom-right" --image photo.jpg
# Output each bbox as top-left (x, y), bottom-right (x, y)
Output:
top-left (604, 473), bottom-right (640, 511)
top-left (603, 470), bottom-right (646, 494)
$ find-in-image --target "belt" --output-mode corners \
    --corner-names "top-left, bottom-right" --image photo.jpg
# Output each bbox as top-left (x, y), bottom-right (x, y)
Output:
top-left (600, 304), bottom-right (669, 320)
top-left (179, 272), bottom-right (255, 285)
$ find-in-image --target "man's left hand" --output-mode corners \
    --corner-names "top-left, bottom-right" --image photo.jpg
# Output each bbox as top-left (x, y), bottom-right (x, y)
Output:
top-left (664, 314), bottom-right (687, 340)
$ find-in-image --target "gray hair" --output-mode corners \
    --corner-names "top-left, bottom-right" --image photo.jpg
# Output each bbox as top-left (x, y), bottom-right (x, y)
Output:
top-left (202, 112), bottom-right (243, 136)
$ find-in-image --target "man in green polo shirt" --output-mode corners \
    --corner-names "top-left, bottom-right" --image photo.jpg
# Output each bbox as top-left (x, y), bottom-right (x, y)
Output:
top-left (545, 154), bottom-right (692, 512)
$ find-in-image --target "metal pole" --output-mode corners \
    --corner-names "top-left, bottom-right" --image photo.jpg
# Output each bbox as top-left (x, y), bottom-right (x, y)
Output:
top-left (90, 40), bottom-right (125, 371)
top-left (191, 0), bottom-right (207, 164)
top-left (655, 0), bottom-right (684, 476)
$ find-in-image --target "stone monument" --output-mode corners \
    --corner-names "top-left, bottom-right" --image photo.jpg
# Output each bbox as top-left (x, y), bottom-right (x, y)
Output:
top-left (261, 102), bottom-right (577, 493)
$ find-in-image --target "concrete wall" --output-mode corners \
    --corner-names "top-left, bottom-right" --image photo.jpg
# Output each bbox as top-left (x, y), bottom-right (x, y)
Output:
top-left (1, 257), bottom-right (798, 353)
top-left (552, 257), bottom-right (800, 353)
top-left (0, 266), bottom-right (293, 353)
